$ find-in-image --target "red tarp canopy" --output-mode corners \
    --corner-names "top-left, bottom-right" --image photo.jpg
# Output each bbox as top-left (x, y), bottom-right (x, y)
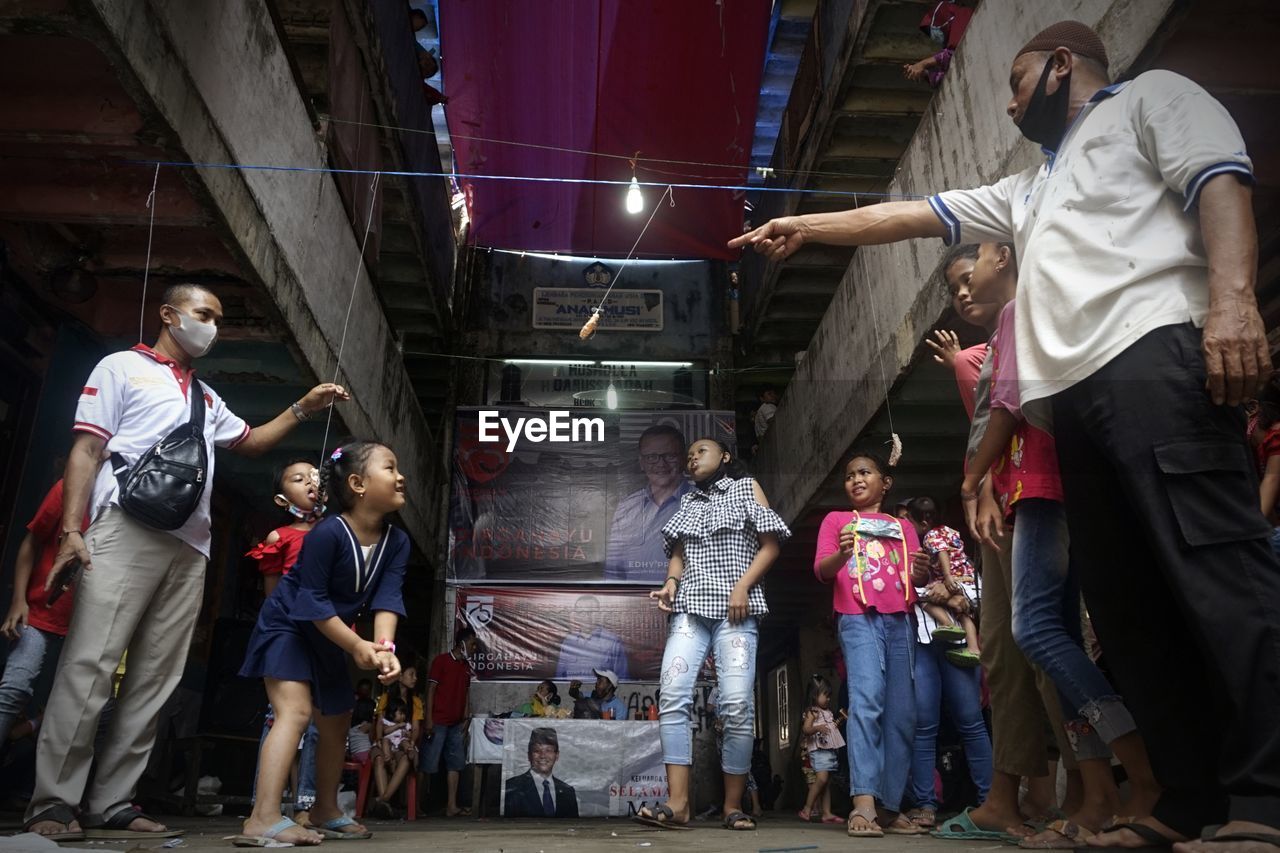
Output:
top-left (441, 0), bottom-right (771, 260)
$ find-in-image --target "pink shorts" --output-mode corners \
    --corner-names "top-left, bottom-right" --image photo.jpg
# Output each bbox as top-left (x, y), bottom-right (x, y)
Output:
top-left (349, 750), bottom-right (371, 766)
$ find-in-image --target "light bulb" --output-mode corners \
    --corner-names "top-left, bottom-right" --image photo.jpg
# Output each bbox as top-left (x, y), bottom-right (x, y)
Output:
top-left (625, 177), bottom-right (643, 214)
top-left (606, 382), bottom-right (619, 409)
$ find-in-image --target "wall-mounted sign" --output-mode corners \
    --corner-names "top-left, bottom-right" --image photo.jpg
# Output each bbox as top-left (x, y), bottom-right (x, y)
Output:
top-left (532, 288), bottom-right (663, 332)
top-left (488, 360), bottom-right (705, 409)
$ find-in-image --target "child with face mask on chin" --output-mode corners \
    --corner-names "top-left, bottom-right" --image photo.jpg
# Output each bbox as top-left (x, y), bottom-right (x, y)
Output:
top-left (249, 460), bottom-right (324, 599)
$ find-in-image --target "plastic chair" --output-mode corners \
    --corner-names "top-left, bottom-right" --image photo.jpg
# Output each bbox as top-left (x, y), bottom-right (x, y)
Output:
top-left (351, 759), bottom-right (416, 821)
top-left (346, 759), bottom-right (373, 817)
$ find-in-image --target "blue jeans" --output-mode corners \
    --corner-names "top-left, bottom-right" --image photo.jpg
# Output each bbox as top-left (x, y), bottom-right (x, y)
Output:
top-left (1011, 499), bottom-right (1135, 761)
top-left (658, 613), bottom-right (758, 775)
top-left (840, 611), bottom-right (915, 809)
top-left (910, 639), bottom-right (993, 810)
top-left (254, 708), bottom-right (318, 809)
top-left (0, 625), bottom-right (63, 747)
top-left (423, 721), bottom-right (465, 773)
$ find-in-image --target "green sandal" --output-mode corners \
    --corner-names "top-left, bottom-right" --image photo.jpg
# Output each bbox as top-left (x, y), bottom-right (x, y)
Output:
top-left (946, 648), bottom-right (981, 668)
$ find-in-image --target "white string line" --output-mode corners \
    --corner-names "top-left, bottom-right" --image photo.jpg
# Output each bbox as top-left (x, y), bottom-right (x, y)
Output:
top-left (325, 117), bottom-right (874, 184)
top-left (138, 164), bottom-right (160, 342)
top-left (319, 171), bottom-right (382, 462)
top-left (593, 185), bottom-right (674, 313)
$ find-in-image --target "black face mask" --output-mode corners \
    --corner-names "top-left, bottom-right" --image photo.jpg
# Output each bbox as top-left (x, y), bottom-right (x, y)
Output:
top-left (694, 462), bottom-right (729, 492)
top-left (1016, 58), bottom-right (1072, 151)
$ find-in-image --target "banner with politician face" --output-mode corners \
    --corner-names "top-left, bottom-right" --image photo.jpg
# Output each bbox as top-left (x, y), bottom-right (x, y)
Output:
top-left (449, 407), bottom-right (735, 582)
top-left (457, 585), bottom-right (672, 683)
top-left (499, 719), bottom-right (668, 818)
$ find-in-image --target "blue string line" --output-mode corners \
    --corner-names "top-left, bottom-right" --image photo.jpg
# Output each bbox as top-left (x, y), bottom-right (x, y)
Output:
top-left (125, 159), bottom-right (928, 200)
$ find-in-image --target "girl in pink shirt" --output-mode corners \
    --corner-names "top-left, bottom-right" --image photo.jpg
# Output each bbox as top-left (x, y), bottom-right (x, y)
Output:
top-left (814, 451), bottom-right (924, 838)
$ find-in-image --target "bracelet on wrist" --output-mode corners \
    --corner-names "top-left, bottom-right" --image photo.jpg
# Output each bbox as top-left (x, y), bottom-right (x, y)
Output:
top-left (664, 576), bottom-right (680, 589)
top-left (959, 491), bottom-right (979, 503)
top-left (291, 402), bottom-right (310, 423)
top-left (378, 637), bottom-right (397, 655)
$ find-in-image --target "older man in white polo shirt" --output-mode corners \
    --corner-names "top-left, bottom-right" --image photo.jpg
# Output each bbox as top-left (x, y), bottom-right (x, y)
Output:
top-left (731, 20), bottom-right (1278, 852)
top-left (25, 283), bottom-right (349, 841)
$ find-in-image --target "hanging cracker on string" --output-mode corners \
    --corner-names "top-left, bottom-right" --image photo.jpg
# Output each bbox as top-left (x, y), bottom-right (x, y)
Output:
top-left (888, 433), bottom-right (903, 467)
top-left (579, 308), bottom-right (602, 340)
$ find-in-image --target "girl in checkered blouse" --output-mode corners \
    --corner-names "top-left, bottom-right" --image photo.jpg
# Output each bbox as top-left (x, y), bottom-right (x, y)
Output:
top-left (633, 438), bottom-right (790, 833)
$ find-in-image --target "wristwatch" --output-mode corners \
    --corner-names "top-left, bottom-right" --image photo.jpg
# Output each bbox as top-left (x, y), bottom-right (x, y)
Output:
top-left (58, 529), bottom-right (82, 544)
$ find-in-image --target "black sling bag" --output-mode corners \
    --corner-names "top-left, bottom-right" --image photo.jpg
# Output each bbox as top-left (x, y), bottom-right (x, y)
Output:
top-left (111, 380), bottom-right (208, 530)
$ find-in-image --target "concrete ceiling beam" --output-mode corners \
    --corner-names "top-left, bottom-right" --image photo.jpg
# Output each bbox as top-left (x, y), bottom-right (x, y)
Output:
top-left (836, 88), bottom-right (934, 116)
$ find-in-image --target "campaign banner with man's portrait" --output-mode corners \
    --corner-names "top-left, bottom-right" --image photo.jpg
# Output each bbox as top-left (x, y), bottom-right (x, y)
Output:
top-left (449, 407), bottom-right (735, 583)
top-left (457, 585), bottom-right (668, 682)
top-left (500, 719), bottom-right (667, 818)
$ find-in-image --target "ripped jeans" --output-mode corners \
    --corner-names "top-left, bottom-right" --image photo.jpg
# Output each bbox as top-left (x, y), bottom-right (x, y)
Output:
top-left (1011, 498), bottom-right (1135, 761)
top-left (657, 613), bottom-right (758, 775)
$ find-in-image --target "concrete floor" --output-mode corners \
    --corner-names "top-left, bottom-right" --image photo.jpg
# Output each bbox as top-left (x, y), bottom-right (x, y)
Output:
top-left (1, 815), bottom-right (1014, 853)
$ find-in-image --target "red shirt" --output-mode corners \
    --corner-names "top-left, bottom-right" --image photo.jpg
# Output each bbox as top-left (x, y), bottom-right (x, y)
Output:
top-left (247, 526), bottom-right (308, 576)
top-left (1256, 426), bottom-right (1280, 474)
top-left (428, 650), bottom-right (472, 726)
top-left (25, 481), bottom-right (89, 636)
top-left (988, 303), bottom-right (1063, 512)
top-left (953, 344), bottom-right (987, 420)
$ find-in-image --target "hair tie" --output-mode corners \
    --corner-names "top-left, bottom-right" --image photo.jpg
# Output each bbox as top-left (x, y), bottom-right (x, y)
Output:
top-left (330, 447), bottom-right (344, 462)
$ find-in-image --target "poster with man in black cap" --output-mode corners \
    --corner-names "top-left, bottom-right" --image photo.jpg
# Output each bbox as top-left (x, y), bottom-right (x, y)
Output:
top-left (502, 728), bottom-right (579, 817)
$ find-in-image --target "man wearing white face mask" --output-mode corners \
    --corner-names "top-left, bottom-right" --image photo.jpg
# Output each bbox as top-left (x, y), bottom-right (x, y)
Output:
top-left (24, 283), bottom-right (351, 842)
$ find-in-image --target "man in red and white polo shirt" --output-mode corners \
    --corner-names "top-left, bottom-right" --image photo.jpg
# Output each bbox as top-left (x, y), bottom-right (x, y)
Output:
top-left (25, 283), bottom-right (350, 841)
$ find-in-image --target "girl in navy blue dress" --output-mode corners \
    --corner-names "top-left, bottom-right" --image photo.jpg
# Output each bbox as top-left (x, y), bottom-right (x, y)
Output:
top-left (238, 441), bottom-right (409, 845)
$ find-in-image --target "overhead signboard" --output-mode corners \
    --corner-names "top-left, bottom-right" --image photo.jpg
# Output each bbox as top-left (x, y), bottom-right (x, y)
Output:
top-left (532, 288), bottom-right (663, 332)
top-left (487, 360), bottom-right (705, 409)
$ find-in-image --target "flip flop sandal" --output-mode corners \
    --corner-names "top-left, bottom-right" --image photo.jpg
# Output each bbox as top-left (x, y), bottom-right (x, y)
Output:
top-left (633, 803), bottom-right (691, 831)
top-left (23, 804), bottom-right (85, 842)
top-left (885, 818), bottom-right (930, 835)
top-left (227, 837), bottom-right (294, 849)
top-left (225, 817), bottom-right (319, 847)
top-left (847, 806), bottom-right (885, 838)
top-left (1089, 820), bottom-right (1183, 850)
top-left (932, 807), bottom-right (1021, 842)
top-left (823, 815), bottom-right (846, 824)
top-left (314, 816), bottom-right (373, 840)
top-left (932, 625), bottom-right (968, 642)
top-left (906, 808), bottom-right (937, 828)
top-left (1199, 831), bottom-right (1280, 849)
top-left (84, 806), bottom-right (185, 839)
top-left (723, 810), bottom-right (757, 831)
top-left (797, 808), bottom-right (813, 822)
top-left (1018, 819), bottom-right (1096, 849)
top-left (946, 648), bottom-right (982, 668)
